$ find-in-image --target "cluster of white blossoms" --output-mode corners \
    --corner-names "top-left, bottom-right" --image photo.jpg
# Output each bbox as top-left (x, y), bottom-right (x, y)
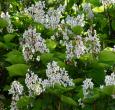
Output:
top-left (66, 36), bottom-right (86, 61)
top-left (78, 98), bottom-right (85, 108)
top-left (74, 36), bottom-right (87, 58)
top-left (46, 61), bottom-right (74, 87)
top-left (25, 61), bottom-right (74, 96)
top-left (112, 45), bottom-right (115, 52)
top-left (82, 3), bottom-right (94, 19)
top-left (45, 5), bottom-right (65, 29)
top-left (0, 12), bottom-right (14, 33)
top-left (105, 72), bottom-right (115, 86)
top-left (9, 81), bottom-right (24, 110)
top-left (66, 41), bottom-right (74, 61)
top-left (65, 14), bottom-right (85, 28)
top-left (25, 70), bottom-right (43, 96)
top-left (24, 1), bottom-right (45, 24)
top-left (100, 0), bottom-right (115, 5)
top-left (82, 78), bottom-right (94, 98)
top-left (21, 27), bottom-right (49, 61)
top-left (24, 1), bottom-right (65, 29)
top-left (100, 72), bottom-right (115, 99)
top-left (85, 29), bottom-right (101, 54)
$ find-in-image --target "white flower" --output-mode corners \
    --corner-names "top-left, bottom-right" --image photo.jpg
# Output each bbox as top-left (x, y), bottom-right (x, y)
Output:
top-left (74, 36), bottom-right (86, 58)
top-left (100, 0), bottom-right (115, 5)
top-left (25, 70), bottom-right (43, 96)
top-left (21, 27), bottom-right (49, 61)
top-left (78, 98), bottom-right (85, 108)
top-left (45, 5), bottom-right (65, 29)
top-left (1, 12), bottom-right (14, 33)
top-left (112, 45), bottom-right (115, 52)
top-left (9, 81), bottom-right (23, 110)
top-left (105, 72), bottom-right (115, 86)
top-left (66, 41), bottom-right (74, 61)
top-left (82, 78), bottom-right (94, 98)
top-left (24, 1), bottom-right (45, 24)
top-left (25, 2), bottom-right (65, 29)
top-left (66, 14), bottom-right (85, 27)
top-left (83, 3), bottom-right (91, 12)
top-left (9, 81), bottom-right (23, 95)
top-left (66, 36), bottom-right (86, 61)
top-left (46, 61), bottom-right (74, 87)
top-left (85, 29), bottom-right (101, 54)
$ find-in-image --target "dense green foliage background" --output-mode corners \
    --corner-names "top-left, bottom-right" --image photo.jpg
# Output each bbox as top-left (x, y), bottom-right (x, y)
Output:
top-left (0, 0), bottom-right (115, 110)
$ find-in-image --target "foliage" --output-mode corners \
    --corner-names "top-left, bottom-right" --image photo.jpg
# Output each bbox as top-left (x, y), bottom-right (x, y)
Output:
top-left (0, 0), bottom-right (115, 110)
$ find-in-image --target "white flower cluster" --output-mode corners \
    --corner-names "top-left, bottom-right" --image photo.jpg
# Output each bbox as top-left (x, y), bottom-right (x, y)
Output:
top-left (25, 70), bottom-right (43, 96)
top-left (100, 0), bottom-right (115, 5)
top-left (66, 41), bottom-right (74, 61)
top-left (82, 78), bottom-right (94, 98)
top-left (0, 12), bottom-right (14, 33)
top-left (24, 1), bottom-right (45, 24)
top-left (25, 1), bottom-right (65, 29)
top-left (46, 61), bottom-right (74, 87)
top-left (85, 29), bottom-right (101, 54)
top-left (45, 5), bottom-right (65, 29)
top-left (24, 61), bottom-right (74, 97)
top-left (21, 27), bottom-right (49, 61)
top-left (78, 98), bottom-right (85, 108)
top-left (66, 14), bottom-right (85, 27)
top-left (74, 36), bottom-right (87, 58)
top-left (9, 81), bottom-right (23, 110)
top-left (66, 36), bottom-right (86, 61)
top-left (112, 45), bottom-right (115, 52)
top-left (82, 3), bottom-right (94, 19)
top-left (105, 72), bottom-right (115, 86)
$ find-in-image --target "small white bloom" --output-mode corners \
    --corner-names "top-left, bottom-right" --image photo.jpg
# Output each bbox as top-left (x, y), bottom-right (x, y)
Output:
top-left (66, 14), bottom-right (85, 27)
top-left (82, 78), bottom-right (94, 98)
top-left (1, 12), bottom-right (14, 33)
top-left (21, 27), bottom-right (49, 61)
top-left (25, 70), bottom-right (43, 96)
top-left (46, 61), bottom-right (74, 87)
top-left (9, 81), bottom-right (23, 110)
top-left (85, 29), bottom-right (101, 54)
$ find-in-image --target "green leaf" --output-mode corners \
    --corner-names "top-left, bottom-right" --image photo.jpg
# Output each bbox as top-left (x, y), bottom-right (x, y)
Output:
top-left (0, 42), bottom-right (6, 49)
top-left (17, 96), bottom-right (32, 108)
top-left (72, 26), bottom-right (83, 35)
top-left (40, 53), bottom-right (54, 64)
top-left (93, 6), bottom-right (104, 13)
top-left (100, 85), bottom-right (115, 96)
top-left (98, 49), bottom-right (115, 66)
top-left (61, 95), bottom-right (77, 106)
top-left (36, 23), bottom-right (45, 33)
top-left (0, 18), bottom-right (8, 28)
top-left (46, 39), bottom-right (57, 50)
top-left (88, 63), bottom-right (105, 85)
top-left (6, 64), bottom-right (28, 77)
top-left (5, 50), bottom-right (25, 64)
top-left (47, 84), bottom-right (74, 95)
top-left (4, 34), bottom-right (16, 43)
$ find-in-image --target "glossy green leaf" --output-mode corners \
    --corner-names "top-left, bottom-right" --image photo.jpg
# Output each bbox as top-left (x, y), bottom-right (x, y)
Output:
top-left (93, 6), bottom-right (104, 13)
top-left (0, 18), bottom-right (8, 28)
top-left (98, 49), bottom-right (115, 66)
top-left (61, 95), bottom-right (77, 106)
top-left (46, 39), bottom-right (57, 50)
top-left (17, 96), bottom-right (32, 108)
top-left (4, 34), bottom-right (16, 43)
top-left (72, 26), bottom-right (83, 35)
top-left (40, 53), bottom-right (54, 64)
top-left (7, 64), bottom-right (28, 77)
top-left (5, 50), bottom-right (25, 64)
